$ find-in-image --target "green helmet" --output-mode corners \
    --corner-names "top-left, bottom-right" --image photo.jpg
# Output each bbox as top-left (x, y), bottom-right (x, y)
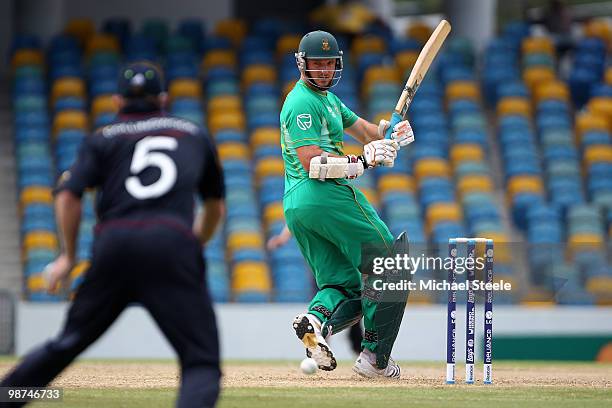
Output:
top-left (295, 30), bottom-right (343, 90)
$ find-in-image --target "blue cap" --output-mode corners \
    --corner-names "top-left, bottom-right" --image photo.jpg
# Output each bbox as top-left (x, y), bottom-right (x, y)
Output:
top-left (118, 60), bottom-right (164, 98)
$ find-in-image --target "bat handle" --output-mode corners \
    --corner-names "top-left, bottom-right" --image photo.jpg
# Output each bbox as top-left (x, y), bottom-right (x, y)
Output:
top-left (384, 111), bottom-right (403, 139)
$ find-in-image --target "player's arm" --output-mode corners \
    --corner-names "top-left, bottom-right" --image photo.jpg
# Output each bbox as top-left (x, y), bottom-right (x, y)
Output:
top-left (55, 190), bottom-right (81, 263)
top-left (45, 136), bottom-right (103, 292)
top-left (344, 117), bottom-right (380, 144)
top-left (196, 136), bottom-right (225, 245)
top-left (346, 117), bottom-right (415, 147)
top-left (194, 199), bottom-right (225, 245)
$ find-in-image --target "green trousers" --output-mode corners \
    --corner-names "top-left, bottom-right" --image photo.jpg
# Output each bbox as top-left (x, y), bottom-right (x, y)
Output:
top-left (284, 179), bottom-right (394, 352)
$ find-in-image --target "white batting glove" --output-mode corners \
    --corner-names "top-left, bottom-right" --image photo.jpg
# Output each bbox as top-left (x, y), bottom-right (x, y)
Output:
top-left (363, 139), bottom-right (399, 168)
top-left (378, 119), bottom-right (415, 148)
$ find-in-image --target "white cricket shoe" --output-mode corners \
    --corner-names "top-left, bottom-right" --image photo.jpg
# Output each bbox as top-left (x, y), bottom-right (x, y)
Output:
top-left (292, 313), bottom-right (337, 371)
top-left (352, 348), bottom-right (401, 379)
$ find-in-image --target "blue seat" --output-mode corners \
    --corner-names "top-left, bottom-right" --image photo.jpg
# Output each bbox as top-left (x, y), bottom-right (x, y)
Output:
top-left (54, 96), bottom-right (86, 112)
top-left (203, 36), bottom-right (232, 52)
top-left (582, 131), bottom-right (610, 147)
top-left (90, 78), bottom-right (119, 97)
top-left (89, 64), bottom-right (120, 81)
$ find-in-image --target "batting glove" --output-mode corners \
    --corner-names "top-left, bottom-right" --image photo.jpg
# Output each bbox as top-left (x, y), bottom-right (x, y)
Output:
top-left (362, 139), bottom-right (399, 168)
top-left (378, 119), bottom-right (415, 148)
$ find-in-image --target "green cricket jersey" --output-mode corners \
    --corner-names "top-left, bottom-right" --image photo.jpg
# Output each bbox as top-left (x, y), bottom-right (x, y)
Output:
top-left (280, 80), bottom-right (358, 194)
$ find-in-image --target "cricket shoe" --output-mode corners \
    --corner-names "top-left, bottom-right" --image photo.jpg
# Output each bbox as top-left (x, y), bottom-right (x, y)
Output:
top-left (292, 313), bottom-right (337, 371)
top-left (352, 349), bottom-right (401, 379)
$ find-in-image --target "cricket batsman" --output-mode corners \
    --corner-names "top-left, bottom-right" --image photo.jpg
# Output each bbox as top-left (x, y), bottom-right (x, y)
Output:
top-left (281, 30), bottom-right (415, 378)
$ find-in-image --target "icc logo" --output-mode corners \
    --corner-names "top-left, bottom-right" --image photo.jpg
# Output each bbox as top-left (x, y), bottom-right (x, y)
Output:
top-left (467, 339), bottom-right (474, 347)
top-left (450, 310), bottom-right (456, 319)
top-left (485, 311), bottom-right (493, 319)
top-left (450, 248), bottom-right (457, 256)
top-left (486, 249), bottom-right (493, 257)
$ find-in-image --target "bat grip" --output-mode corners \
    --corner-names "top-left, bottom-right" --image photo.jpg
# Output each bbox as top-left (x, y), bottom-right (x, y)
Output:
top-left (384, 112), bottom-right (403, 139)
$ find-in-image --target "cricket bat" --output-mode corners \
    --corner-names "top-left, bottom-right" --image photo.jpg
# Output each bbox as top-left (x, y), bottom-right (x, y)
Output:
top-left (384, 19), bottom-right (451, 139)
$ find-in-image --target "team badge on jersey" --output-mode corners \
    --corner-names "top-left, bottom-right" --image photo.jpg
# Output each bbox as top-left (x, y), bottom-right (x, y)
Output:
top-left (296, 113), bottom-right (312, 130)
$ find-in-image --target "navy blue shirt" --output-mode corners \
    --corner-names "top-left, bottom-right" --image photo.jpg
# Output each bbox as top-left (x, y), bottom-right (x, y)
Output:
top-left (57, 112), bottom-right (224, 229)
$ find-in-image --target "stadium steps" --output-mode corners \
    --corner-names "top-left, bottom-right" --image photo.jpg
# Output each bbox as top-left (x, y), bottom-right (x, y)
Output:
top-left (486, 110), bottom-right (531, 293)
top-left (0, 80), bottom-right (22, 296)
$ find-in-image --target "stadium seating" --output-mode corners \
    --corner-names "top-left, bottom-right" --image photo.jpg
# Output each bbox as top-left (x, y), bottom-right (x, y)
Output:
top-left (9, 17), bottom-right (612, 305)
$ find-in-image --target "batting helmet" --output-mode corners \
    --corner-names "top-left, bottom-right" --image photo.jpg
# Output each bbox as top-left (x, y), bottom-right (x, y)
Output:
top-left (295, 30), bottom-right (343, 90)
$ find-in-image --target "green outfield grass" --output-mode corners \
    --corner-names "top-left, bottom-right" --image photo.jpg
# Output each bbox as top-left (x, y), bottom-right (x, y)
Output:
top-left (28, 386), bottom-right (611, 408)
top-left (0, 359), bottom-right (607, 408)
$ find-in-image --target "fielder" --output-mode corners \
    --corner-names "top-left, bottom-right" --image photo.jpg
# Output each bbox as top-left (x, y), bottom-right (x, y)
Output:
top-left (281, 30), bottom-right (414, 378)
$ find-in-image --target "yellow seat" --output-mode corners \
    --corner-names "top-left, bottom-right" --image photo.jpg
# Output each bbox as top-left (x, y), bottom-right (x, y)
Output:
top-left (70, 260), bottom-right (90, 280)
top-left (414, 158), bottom-right (451, 180)
top-left (507, 175), bottom-right (544, 197)
top-left (251, 127), bottom-right (279, 148)
top-left (23, 231), bottom-right (58, 253)
top-left (359, 187), bottom-right (379, 208)
top-left (51, 77), bottom-right (86, 104)
top-left (567, 233), bottom-right (604, 255)
top-left (606, 67), bottom-right (612, 85)
top-left (378, 174), bottom-right (415, 194)
top-left (168, 79), bottom-right (202, 100)
top-left (256, 158), bottom-right (285, 180)
top-left (214, 19), bottom-right (247, 46)
top-left (20, 186), bottom-right (53, 207)
top-left (343, 144), bottom-right (362, 157)
top-left (475, 231), bottom-right (512, 263)
top-left (208, 95), bottom-right (242, 116)
top-left (523, 67), bottom-right (555, 93)
top-left (587, 97), bottom-right (612, 132)
top-left (584, 145), bottom-right (612, 167)
top-left (53, 110), bottom-right (88, 135)
top-left (426, 202), bottom-right (462, 233)
top-left (242, 64), bottom-right (277, 88)
top-left (351, 35), bottom-right (386, 59)
top-left (576, 112), bottom-right (608, 142)
top-left (208, 112), bottom-right (245, 134)
top-left (458, 175), bottom-right (493, 196)
top-left (227, 231), bottom-right (264, 252)
top-left (520, 289), bottom-right (556, 307)
top-left (521, 37), bottom-right (555, 55)
top-left (446, 81), bottom-right (480, 102)
top-left (395, 51), bottom-right (418, 75)
top-left (11, 49), bottom-right (44, 68)
top-left (65, 18), bottom-right (95, 45)
top-left (27, 274), bottom-right (47, 292)
top-left (364, 65), bottom-right (400, 86)
top-left (277, 34), bottom-right (302, 56)
top-left (86, 34), bottom-right (119, 56)
top-left (497, 97), bottom-right (531, 117)
top-left (534, 80), bottom-right (569, 104)
top-left (217, 142), bottom-right (249, 160)
top-left (407, 22), bottom-right (432, 44)
top-left (202, 50), bottom-right (237, 70)
top-left (361, 65), bottom-right (401, 98)
top-left (450, 144), bottom-right (484, 165)
top-left (373, 112), bottom-right (392, 126)
top-left (282, 80), bottom-right (298, 101)
top-left (232, 261), bottom-right (272, 293)
top-left (264, 202), bottom-right (285, 227)
top-left (91, 95), bottom-right (118, 118)
top-left (585, 276), bottom-right (612, 296)
top-left (584, 19), bottom-right (612, 50)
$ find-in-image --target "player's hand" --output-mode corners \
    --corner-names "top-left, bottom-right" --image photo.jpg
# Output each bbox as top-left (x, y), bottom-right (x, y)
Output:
top-left (378, 119), bottom-right (414, 148)
top-left (363, 139), bottom-right (399, 167)
top-left (42, 254), bottom-right (75, 294)
top-left (267, 235), bottom-right (287, 250)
